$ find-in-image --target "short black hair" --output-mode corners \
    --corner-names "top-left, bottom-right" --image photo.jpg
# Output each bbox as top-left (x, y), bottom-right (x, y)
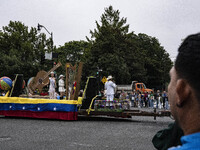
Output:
top-left (175, 33), bottom-right (200, 99)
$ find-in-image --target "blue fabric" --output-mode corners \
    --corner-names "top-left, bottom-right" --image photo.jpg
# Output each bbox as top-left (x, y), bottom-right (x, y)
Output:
top-left (168, 132), bottom-right (200, 150)
top-left (0, 103), bottom-right (77, 112)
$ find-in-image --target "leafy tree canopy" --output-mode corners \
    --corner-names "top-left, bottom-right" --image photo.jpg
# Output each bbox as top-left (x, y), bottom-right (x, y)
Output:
top-left (55, 40), bottom-right (90, 76)
top-left (0, 6), bottom-right (173, 91)
top-left (85, 6), bottom-right (172, 89)
top-left (0, 21), bottom-right (52, 81)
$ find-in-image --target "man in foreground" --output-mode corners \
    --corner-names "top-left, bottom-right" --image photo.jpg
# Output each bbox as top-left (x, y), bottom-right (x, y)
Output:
top-left (168, 33), bottom-right (200, 149)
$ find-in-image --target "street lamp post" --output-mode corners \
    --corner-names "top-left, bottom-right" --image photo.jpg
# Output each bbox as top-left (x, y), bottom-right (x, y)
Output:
top-left (37, 23), bottom-right (53, 48)
top-left (37, 23), bottom-right (54, 66)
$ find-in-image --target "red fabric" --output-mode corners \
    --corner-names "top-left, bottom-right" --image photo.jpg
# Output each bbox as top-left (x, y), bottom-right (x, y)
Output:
top-left (40, 92), bottom-right (48, 96)
top-left (0, 110), bottom-right (78, 120)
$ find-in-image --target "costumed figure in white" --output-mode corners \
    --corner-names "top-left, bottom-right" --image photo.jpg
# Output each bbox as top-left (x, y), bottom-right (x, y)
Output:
top-left (104, 75), bottom-right (117, 108)
top-left (49, 72), bottom-right (56, 99)
top-left (58, 74), bottom-right (65, 100)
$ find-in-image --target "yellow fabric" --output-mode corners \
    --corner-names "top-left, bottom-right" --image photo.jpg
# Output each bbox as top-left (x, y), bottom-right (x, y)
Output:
top-left (0, 96), bottom-right (78, 104)
top-left (5, 91), bottom-right (10, 97)
top-left (77, 97), bottom-right (82, 105)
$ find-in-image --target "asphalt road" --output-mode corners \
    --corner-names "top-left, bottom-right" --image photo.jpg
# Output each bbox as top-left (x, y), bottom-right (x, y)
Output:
top-left (0, 114), bottom-right (174, 150)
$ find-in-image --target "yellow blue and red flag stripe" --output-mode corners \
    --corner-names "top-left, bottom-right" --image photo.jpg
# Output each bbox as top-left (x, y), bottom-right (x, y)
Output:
top-left (0, 97), bottom-right (78, 120)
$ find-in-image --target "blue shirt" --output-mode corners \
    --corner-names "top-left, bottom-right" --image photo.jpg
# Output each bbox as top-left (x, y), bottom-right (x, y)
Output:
top-left (168, 132), bottom-right (200, 150)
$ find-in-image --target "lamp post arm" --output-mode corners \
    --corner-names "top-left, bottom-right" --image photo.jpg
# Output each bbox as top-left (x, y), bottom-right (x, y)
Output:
top-left (42, 26), bottom-right (51, 36)
top-left (38, 23), bottom-right (52, 37)
top-left (37, 23), bottom-right (54, 64)
top-left (43, 27), bottom-right (53, 48)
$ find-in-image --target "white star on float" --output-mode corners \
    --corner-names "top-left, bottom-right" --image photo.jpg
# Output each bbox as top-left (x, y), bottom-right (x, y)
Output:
top-left (9, 106), bottom-right (12, 109)
top-left (37, 107), bottom-right (40, 111)
top-left (53, 107), bottom-right (57, 111)
top-left (22, 106), bottom-right (25, 110)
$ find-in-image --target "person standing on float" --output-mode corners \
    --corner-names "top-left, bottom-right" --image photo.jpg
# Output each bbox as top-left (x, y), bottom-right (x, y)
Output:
top-left (49, 72), bottom-right (56, 99)
top-left (104, 75), bottom-right (117, 108)
top-left (58, 74), bottom-right (65, 100)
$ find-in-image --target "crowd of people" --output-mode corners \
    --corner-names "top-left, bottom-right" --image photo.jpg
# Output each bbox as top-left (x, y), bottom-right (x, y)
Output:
top-left (104, 75), bottom-right (169, 109)
top-left (119, 90), bottom-right (169, 109)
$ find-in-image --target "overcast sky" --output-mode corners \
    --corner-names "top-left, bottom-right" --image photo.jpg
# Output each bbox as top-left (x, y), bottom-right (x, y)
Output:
top-left (1, 0), bottom-right (200, 60)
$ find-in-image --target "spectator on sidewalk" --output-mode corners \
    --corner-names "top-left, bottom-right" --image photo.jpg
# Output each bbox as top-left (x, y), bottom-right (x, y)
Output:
top-left (167, 33), bottom-right (200, 149)
top-left (153, 33), bottom-right (200, 150)
top-left (165, 92), bottom-right (169, 110)
top-left (162, 91), bottom-right (167, 108)
top-left (149, 91), bottom-right (154, 108)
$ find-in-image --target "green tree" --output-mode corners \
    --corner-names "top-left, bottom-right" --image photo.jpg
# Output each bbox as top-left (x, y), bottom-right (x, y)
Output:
top-left (54, 40), bottom-right (91, 89)
top-left (0, 21), bottom-right (52, 81)
top-left (55, 40), bottom-right (90, 75)
top-left (136, 33), bottom-right (173, 89)
top-left (85, 6), bottom-right (172, 89)
top-left (57, 40), bottom-right (89, 64)
top-left (86, 6), bottom-right (135, 84)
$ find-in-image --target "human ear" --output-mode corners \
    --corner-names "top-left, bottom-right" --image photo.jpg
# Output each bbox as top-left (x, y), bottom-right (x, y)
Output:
top-left (176, 79), bottom-right (191, 107)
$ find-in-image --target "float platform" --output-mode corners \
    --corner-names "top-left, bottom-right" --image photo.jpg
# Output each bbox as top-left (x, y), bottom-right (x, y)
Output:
top-left (0, 96), bottom-right (78, 120)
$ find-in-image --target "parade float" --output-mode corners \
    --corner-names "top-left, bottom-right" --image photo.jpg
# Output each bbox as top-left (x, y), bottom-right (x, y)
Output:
top-left (0, 62), bottom-right (81, 121)
top-left (0, 62), bottom-right (171, 121)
